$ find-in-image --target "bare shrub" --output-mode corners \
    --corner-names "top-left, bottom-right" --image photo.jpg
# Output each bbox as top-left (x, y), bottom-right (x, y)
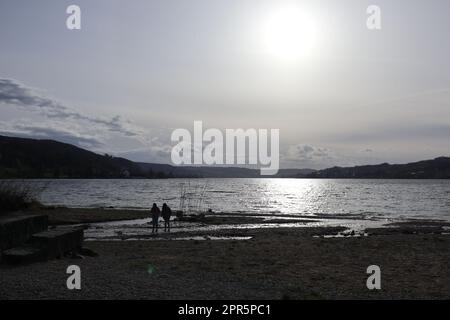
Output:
top-left (0, 181), bottom-right (45, 214)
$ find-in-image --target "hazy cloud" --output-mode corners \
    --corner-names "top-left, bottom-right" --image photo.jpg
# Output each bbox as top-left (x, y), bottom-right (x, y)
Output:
top-left (285, 144), bottom-right (334, 162)
top-left (0, 119), bottom-right (103, 149)
top-left (0, 78), bottom-right (140, 137)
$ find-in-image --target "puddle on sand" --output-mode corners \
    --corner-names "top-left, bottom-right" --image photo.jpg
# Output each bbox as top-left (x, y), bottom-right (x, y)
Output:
top-left (314, 232), bottom-right (369, 239)
top-left (87, 235), bottom-right (254, 242)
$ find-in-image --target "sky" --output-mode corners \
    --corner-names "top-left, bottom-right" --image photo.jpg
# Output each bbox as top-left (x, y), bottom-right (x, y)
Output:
top-left (1, 0), bottom-right (450, 169)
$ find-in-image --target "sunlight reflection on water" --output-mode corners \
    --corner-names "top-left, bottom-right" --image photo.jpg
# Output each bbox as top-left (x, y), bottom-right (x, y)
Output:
top-left (11, 178), bottom-right (450, 220)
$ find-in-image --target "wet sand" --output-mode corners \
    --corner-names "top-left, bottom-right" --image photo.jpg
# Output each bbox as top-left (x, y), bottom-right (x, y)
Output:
top-left (0, 208), bottom-right (449, 299)
top-left (38, 207), bottom-right (152, 225)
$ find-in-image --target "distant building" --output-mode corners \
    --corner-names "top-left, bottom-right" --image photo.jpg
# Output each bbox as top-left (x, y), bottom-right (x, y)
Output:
top-left (122, 169), bottom-right (130, 178)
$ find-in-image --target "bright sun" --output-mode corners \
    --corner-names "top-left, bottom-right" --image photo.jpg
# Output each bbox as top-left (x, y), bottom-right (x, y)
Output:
top-left (260, 5), bottom-right (318, 62)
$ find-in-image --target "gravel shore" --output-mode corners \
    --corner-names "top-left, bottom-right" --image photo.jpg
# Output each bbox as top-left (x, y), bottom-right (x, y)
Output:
top-left (1, 215), bottom-right (449, 299)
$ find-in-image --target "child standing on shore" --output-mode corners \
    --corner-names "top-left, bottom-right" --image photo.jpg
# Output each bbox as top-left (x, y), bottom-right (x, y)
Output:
top-left (150, 203), bottom-right (161, 233)
top-left (162, 203), bottom-right (172, 232)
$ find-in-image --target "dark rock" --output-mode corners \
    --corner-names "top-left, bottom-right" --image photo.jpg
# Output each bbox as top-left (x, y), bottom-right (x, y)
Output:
top-left (70, 252), bottom-right (85, 259)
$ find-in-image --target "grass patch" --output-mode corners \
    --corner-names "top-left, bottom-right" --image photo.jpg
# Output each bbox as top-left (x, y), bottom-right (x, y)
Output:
top-left (0, 181), bottom-right (44, 214)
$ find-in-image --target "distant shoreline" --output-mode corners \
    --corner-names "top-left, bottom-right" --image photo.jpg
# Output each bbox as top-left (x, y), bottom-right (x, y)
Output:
top-left (2, 135), bottom-right (450, 179)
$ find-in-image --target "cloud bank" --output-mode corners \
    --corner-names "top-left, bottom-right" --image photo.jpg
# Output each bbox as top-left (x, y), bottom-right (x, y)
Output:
top-left (0, 78), bottom-right (140, 137)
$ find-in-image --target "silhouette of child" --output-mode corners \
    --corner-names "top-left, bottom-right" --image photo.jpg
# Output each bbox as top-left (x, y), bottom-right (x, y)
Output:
top-left (150, 203), bottom-right (161, 233)
top-left (162, 203), bottom-right (172, 232)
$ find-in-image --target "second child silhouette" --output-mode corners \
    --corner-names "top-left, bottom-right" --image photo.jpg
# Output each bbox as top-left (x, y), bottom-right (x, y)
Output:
top-left (162, 203), bottom-right (172, 232)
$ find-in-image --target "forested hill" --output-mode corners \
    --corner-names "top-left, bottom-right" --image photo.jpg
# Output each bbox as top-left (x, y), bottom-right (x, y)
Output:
top-left (0, 135), bottom-right (169, 178)
top-left (306, 157), bottom-right (450, 179)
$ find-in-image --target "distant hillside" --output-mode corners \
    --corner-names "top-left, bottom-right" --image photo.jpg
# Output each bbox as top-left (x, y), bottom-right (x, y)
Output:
top-left (275, 168), bottom-right (316, 178)
top-left (137, 163), bottom-right (259, 178)
top-left (306, 157), bottom-right (450, 179)
top-left (0, 135), bottom-right (314, 179)
top-left (137, 163), bottom-right (315, 178)
top-left (0, 135), bottom-right (169, 179)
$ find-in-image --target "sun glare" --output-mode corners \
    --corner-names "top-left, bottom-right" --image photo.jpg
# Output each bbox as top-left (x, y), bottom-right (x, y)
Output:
top-left (260, 5), bottom-right (319, 62)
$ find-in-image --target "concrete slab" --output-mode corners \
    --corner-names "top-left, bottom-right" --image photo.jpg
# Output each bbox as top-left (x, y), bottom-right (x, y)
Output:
top-left (0, 213), bottom-right (48, 251)
top-left (31, 227), bottom-right (84, 259)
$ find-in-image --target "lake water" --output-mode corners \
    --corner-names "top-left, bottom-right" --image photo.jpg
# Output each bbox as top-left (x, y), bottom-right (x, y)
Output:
top-left (13, 178), bottom-right (450, 221)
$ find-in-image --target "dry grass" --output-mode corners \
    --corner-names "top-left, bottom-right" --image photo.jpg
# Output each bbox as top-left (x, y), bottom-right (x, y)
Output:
top-left (0, 181), bottom-right (43, 214)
